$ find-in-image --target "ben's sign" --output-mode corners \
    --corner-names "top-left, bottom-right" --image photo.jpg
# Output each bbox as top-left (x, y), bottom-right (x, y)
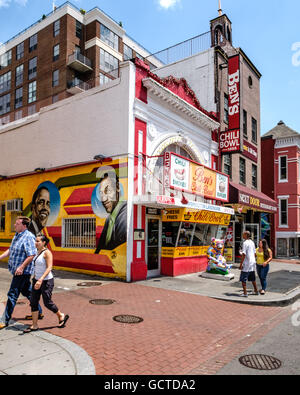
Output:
top-left (220, 55), bottom-right (241, 154)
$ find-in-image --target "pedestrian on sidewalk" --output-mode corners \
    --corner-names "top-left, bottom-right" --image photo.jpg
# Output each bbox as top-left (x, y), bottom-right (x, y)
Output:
top-left (23, 235), bottom-right (69, 333)
top-left (239, 231), bottom-right (259, 297)
top-left (0, 217), bottom-right (43, 330)
top-left (256, 239), bottom-right (273, 295)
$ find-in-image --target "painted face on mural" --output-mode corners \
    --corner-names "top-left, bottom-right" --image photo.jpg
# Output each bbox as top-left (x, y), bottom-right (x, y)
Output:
top-left (99, 175), bottom-right (120, 214)
top-left (32, 187), bottom-right (50, 228)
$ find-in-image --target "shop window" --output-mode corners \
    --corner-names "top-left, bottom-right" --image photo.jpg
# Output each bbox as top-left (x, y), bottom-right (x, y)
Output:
top-left (192, 224), bottom-right (207, 246)
top-left (205, 225), bottom-right (218, 245)
top-left (177, 223), bottom-right (194, 247)
top-left (63, 218), bottom-right (96, 249)
top-left (0, 203), bottom-right (5, 231)
top-left (279, 156), bottom-right (288, 181)
top-left (162, 222), bottom-right (180, 247)
top-left (277, 239), bottom-right (287, 257)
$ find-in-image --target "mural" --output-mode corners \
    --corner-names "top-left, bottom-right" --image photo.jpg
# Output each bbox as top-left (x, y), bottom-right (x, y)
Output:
top-left (0, 158), bottom-right (128, 280)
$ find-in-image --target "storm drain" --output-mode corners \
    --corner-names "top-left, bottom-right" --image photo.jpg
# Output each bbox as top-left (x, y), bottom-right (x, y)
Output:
top-left (77, 282), bottom-right (102, 287)
top-left (89, 299), bottom-right (115, 305)
top-left (239, 354), bottom-right (282, 371)
top-left (113, 315), bottom-right (144, 324)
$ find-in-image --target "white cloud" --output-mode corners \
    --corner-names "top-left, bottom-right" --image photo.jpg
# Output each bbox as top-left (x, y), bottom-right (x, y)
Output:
top-left (158, 0), bottom-right (181, 10)
top-left (0, 0), bottom-right (28, 7)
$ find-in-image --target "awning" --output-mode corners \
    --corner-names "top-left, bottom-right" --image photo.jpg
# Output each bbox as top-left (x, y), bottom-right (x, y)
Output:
top-left (229, 182), bottom-right (277, 213)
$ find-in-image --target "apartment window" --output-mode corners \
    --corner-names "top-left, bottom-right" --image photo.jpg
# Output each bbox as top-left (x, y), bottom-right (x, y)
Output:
top-left (28, 57), bottom-right (37, 80)
top-left (16, 42), bottom-right (24, 60)
top-left (29, 33), bottom-right (37, 52)
top-left (243, 110), bottom-right (248, 138)
top-left (224, 94), bottom-right (229, 124)
top-left (63, 218), bottom-right (96, 249)
top-left (100, 24), bottom-right (119, 51)
top-left (53, 44), bottom-right (60, 62)
top-left (0, 93), bottom-right (11, 115)
top-left (0, 71), bottom-right (11, 94)
top-left (123, 44), bottom-right (133, 61)
top-left (279, 156), bottom-right (288, 181)
top-left (279, 199), bottom-right (288, 226)
top-left (14, 109), bottom-right (23, 120)
top-left (15, 87), bottom-right (23, 109)
top-left (100, 49), bottom-right (119, 78)
top-left (53, 20), bottom-right (60, 37)
top-left (52, 70), bottom-right (59, 87)
top-left (75, 20), bottom-right (82, 38)
top-left (28, 103), bottom-right (36, 115)
top-left (0, 50), bottom-right (12, 69)
top-left (252, 164), bottom-right (257, 189)
top-left (223, 154), bottom-right (232, 178)
top-left (252, 117), bottom-right (257, 143)
top-left (15, 64), bottom-right (24, 86)
top-left (28, 81), bottom-right (36, 103)
top-left (239, 157), bottom-right (246, 184)
top-left (99, 72), bottom-right (111, 85)
top-left (0, 203), bottom-right (5, 232)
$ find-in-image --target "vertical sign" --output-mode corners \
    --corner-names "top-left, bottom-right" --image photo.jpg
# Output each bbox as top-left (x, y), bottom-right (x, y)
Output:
top-left (228, 54), bottom-right (240, 131)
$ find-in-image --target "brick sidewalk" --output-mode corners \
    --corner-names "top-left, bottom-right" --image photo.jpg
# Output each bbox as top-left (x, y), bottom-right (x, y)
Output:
top-left (14, 282), bottom-right (290, 375)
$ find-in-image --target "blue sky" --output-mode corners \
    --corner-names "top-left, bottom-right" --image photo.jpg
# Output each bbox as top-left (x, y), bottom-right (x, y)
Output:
top-left (0, 0), bottom-right (299, 134)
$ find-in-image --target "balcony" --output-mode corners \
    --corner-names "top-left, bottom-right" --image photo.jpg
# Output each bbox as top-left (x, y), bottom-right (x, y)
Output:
top-left (67, 78), bottom-right (92, 95)
top-left (67, 52), bottom-right (93, 73)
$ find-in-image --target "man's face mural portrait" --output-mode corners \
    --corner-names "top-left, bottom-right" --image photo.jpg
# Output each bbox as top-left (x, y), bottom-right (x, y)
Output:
top-left (99, 174), bottom-right (120, 214)
top-left (31, 187), bottom-right (51, 228)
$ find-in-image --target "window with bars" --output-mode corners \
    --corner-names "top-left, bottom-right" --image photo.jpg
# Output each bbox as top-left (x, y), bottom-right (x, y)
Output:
top-left (63, 218), bottom-right (96, 249)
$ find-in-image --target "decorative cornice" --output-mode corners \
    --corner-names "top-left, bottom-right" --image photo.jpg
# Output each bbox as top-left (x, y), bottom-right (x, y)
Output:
top-left (142, 77), bottom-right (220, 131)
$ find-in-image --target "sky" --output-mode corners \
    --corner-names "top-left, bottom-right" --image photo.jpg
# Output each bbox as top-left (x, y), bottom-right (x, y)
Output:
top-left (0, 0), bottom-right (299, 135)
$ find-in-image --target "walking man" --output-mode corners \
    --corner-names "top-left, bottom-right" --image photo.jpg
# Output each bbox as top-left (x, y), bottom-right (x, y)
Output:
top-left (239, 231), bottom-right (259, 297)
top-left (0, 217), bottom-right (43, 329)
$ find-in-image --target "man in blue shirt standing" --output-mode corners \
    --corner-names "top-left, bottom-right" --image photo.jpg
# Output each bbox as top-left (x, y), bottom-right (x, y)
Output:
top-left (0, 217), bottom-right (42, 329)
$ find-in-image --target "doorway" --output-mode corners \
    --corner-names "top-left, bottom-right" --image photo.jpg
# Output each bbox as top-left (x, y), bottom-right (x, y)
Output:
top-left (146, 217), bottom-right (161, 278)
top-left (244, 223), bottom-right (260, 247)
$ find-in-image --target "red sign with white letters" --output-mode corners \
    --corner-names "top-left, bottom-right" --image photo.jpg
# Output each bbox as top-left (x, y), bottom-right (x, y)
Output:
top-left (228, 55), bottom-right (240, 131)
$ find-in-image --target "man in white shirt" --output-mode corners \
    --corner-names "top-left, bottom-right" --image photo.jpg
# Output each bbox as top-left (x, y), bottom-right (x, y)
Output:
top-left (239, 231), bottom-right (259, 297)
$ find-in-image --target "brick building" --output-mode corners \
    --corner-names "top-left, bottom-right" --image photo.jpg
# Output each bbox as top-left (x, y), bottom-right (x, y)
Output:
top-left (262, 121), bottom-right (300, 257)
top-left (0, 1), bottom-right (161, 125)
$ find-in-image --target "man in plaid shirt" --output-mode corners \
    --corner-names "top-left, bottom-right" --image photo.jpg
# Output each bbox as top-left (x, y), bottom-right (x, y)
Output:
top-left (0, 217), bottom-right (43, 329)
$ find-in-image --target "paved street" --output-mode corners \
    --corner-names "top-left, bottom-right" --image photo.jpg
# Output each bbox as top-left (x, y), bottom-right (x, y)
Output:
top-left (1, 260), bottom-right (299, 375)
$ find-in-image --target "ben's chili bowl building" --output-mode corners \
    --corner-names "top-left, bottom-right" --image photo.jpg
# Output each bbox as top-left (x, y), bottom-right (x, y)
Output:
top-left (0, 59), bottom-right (233, 282)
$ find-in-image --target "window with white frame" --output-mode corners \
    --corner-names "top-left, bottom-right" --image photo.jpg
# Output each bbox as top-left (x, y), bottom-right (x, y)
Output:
top-left (100, 24), bottom-right (119, 51)
top-left (279, 198), bottom-right (288, 226)
top-left (53, 20), bottom-right (60, 37)
top-left (279, 156), bottom-right (288, 181)
top-left (123, 43), bottom-right (133, 61)
top-left (53, 44), bottom-right (60, 62)
top-left (63, 218), bottom-right (96, 249)
top-left (28, 81), bottom-right (36, 103)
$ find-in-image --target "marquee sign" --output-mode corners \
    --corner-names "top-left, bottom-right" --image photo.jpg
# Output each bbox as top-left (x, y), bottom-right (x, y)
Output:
top-left (164, 152), bottom-right (229, 202)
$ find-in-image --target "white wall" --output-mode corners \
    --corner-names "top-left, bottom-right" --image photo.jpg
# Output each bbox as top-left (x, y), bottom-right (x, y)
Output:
top-left (0, 62), bottom-right (134, 177)
top-left (154, 49), bottom-right (216, 113)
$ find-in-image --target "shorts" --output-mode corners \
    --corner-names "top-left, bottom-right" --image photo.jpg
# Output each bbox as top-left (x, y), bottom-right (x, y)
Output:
top-left (240, 271), bottom-right (256, 283)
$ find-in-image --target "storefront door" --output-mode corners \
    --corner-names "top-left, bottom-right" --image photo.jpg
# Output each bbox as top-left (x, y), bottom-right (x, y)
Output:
top-left (244, 223), bottom-right (259, 247)
top-left (146, 217), bottom-right (161, 278)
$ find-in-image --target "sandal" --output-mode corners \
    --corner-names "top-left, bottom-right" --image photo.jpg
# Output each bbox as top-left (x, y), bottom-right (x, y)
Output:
top-left (58, 314), bottom-right (69, 328)
top-left (24, 314), bottom-right (44, 321)
top-left (23, 327), bottom-right (39, 334)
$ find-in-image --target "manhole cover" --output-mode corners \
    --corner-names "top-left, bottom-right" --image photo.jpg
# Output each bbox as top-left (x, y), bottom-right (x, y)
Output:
top-left (239, 354), bottom-right (282, 370)
top-left (113, 315), bottom-right (144, 324)
top-left (77, 282), bottom-right (102, 287)
top-left (89, 299), bottom-right (115, 305)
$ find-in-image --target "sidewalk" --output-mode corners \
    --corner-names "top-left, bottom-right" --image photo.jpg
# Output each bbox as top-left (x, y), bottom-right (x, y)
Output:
top-left (0, 260), bottom-right (299, 375)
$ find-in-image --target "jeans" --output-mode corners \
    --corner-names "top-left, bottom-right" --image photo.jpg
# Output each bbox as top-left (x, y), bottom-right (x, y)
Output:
top-left (256, 264), bottom-right (270, 291)
top-left (4, 275), bottom-right (42, 325)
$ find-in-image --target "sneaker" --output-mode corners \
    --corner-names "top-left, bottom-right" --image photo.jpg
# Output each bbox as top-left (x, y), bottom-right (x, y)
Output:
top-left (24, 314), bottom-right (44, 321)
top-left (240, 294), bottom-right (248, 298)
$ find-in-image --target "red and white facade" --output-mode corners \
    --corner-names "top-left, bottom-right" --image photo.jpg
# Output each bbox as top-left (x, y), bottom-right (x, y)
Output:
top-left (262, 124), bottom-right (300, 257)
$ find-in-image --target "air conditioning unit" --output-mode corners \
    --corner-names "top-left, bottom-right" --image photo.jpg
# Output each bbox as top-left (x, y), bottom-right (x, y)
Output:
top-left (6, 199), bottom-right (23, 212)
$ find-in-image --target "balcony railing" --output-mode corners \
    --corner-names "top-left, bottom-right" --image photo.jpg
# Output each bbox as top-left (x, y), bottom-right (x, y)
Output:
top-left (67, 52), bottom-right (93, 72)
top-left (67, 78), bottom-right (93, 94)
